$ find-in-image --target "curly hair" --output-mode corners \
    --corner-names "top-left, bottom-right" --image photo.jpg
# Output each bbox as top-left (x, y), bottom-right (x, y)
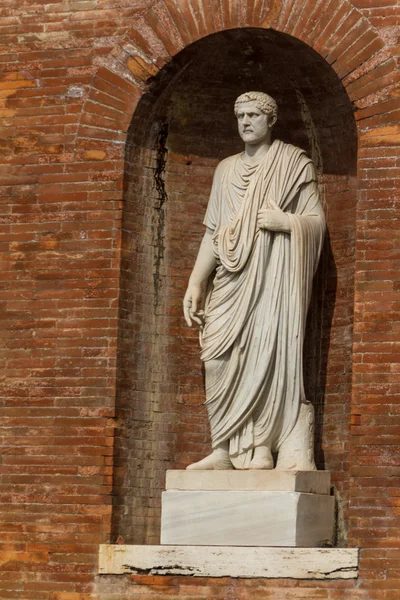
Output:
top-left (234, 91), bottom-right (278, 122)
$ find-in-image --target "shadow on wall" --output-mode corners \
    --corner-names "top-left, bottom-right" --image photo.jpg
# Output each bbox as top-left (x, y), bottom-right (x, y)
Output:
top-left (112, 27), bottom-right (358, 546)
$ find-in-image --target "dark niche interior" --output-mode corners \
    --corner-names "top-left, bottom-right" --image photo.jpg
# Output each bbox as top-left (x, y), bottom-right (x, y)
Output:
top-left (112, 27), bottom-right (357, 546)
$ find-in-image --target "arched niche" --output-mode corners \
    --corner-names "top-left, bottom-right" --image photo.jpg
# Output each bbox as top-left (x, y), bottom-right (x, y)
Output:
top-left (112, 27), bottom-right (357, 545)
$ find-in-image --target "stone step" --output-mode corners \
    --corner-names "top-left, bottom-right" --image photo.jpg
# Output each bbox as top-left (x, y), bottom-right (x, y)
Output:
top-left (166, 469), bottom-right (331, 494)
top-left (98, 544), bottom-right (359, 579)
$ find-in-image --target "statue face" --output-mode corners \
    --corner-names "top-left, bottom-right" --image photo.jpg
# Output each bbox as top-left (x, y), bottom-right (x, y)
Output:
top-left (236, 101), bottom-right (270, 145)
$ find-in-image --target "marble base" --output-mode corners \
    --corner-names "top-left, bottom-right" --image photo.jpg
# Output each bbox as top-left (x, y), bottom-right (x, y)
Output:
top-left (99, 544), bottom-right (359, 579)
top-left (161, 489), bottom-right (335, 547)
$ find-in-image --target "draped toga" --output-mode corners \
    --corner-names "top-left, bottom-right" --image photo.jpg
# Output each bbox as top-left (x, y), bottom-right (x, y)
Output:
top-left (200, 139), bottom-right (326, 469)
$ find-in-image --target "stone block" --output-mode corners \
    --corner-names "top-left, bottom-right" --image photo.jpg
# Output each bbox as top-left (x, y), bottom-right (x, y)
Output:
top-left (165, 469), bottom-right (331, 494)
top-left (161, 489), bottom-right (335, 547)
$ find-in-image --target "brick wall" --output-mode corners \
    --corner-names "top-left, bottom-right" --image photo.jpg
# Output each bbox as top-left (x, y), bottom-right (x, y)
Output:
top-left (0, 1), bottom-right (399, 599)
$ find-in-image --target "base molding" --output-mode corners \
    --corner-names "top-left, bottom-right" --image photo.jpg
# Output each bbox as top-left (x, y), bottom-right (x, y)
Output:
top-left (98, 545), bottom-right (359, 579)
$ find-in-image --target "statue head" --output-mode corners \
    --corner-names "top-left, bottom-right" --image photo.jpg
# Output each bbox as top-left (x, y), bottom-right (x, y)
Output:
top-left (234, 92), bottom-right (277, 146)
top-left (234, 92), bottom-right (278, 125)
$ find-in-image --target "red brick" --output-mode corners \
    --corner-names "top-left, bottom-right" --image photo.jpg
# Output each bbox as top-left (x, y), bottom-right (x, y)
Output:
top-left (143, 2), bottom-right (185, 57)
top-left (312, 2), bottom-right (351, 53)
top-left (126, 19), bottom-right (170, 69)
top-left (291, 0), bottom-right (325, 41)
top-left (277, 0), bottom-right (296, 29)
top-left (320, 9), bottom-right (362, 58)
top-left (163, 0), bottom-right (198, 45)
top-left (196, 0), bottom-right (217, 34)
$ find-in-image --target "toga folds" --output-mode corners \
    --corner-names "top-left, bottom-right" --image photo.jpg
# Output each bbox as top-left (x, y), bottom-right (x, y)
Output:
top-left (200, 139), bottom-right (326, 469)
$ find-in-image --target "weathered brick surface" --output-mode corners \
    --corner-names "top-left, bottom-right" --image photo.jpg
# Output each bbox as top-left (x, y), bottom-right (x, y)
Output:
top-left (0, 1), bottom-right (399, 599)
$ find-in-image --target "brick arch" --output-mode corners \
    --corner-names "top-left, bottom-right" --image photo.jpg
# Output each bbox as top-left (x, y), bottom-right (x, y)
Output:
top-left (75, 0), bottom-right (398, 150)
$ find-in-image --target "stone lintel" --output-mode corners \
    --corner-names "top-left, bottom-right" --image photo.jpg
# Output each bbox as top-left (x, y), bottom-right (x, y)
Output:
top-left (98, 544), bottom-right (359, 579)
top-left (165, 469), bottom-right (331, 494)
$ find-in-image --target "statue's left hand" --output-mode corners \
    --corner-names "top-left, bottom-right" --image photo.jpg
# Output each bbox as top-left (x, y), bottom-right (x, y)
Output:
top-left (257, 199), bottom-right (291, 233)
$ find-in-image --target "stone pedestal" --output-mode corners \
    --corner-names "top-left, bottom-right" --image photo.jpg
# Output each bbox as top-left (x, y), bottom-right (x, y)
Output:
top-left (161, 470), bottom-right (334, 547)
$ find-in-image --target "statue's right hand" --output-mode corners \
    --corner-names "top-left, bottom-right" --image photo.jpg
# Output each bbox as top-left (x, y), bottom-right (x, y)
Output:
top-left (183, 283), bottom-right (203, 328)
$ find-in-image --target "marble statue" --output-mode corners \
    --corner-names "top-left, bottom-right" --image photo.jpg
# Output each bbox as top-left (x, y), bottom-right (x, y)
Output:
top-left (183, 92), bottom-right (326, 471)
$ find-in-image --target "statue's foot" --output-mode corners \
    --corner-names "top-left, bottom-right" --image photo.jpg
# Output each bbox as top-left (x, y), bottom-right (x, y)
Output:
top-left (275, 457), bottom-right (316, 470)
top-left (186, 448), bottom-right (233, 470)
top-left (249, 445), bottom-right (274, 470)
